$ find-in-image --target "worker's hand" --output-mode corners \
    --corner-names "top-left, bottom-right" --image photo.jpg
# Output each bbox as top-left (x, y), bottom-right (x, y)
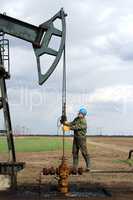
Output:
top-left (63, 121), bottom-right (70, 126)
top-left (62, 125), bottom-right (70, 132)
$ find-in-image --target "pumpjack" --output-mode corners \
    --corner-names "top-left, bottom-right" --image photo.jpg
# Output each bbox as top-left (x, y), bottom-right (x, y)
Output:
top-left (0, 9), bottom-right (66, 188)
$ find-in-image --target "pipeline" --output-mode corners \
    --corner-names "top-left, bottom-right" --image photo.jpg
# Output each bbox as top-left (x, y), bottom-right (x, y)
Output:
top-left (128, 150), bottom-right (133, 159)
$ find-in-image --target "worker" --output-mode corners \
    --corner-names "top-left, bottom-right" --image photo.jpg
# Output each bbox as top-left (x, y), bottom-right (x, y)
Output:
top-left (63, 108), bottom-right (90, 171)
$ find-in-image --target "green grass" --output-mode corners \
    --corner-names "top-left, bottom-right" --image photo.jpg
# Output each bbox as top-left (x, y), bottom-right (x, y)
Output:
top-left (0, 136), bottom-right (72, 153)
top-left (112, 159), bottom-right (133, 166)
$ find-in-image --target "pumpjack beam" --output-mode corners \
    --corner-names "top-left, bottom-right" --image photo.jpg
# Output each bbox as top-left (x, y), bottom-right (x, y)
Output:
top-left (0, 13), bottom-right (45, 44)
top-left (0, 9), bottom-right (66, 84)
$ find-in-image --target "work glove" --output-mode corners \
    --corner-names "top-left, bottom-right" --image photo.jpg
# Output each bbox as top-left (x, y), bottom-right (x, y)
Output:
top-left (62, 125), bottom-right (70, 132)
top-left (60, 115), bottom-right (67, 124)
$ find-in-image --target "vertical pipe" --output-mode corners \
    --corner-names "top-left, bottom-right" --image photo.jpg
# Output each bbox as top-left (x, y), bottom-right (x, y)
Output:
top-left (62, 45), bottom-right (66, 158)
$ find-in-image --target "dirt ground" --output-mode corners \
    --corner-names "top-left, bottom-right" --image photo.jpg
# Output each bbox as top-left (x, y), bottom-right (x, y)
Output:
top-left (0, 136), bottom-right (133, 200)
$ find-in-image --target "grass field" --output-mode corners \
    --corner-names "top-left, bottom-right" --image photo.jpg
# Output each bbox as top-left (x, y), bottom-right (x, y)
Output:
top-left (0, 136), bottom-right (72, 152)
top-left (1, 136), bottom-right (133, 200)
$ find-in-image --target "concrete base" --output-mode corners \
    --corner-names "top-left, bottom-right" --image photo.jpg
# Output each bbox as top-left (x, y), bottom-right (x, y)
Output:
top-left (0, 175), bottom-right (11, 190)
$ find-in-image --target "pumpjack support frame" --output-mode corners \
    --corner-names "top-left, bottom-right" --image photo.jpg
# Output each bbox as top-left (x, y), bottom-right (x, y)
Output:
top-left (0, 9), bottom-right (66, 188)
top-left (0, 33), bottom-right (25, 188)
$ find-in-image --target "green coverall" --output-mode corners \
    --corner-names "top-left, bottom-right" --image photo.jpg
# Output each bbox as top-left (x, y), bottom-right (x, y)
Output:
top-left (69, 116), bottom-right (90, 169)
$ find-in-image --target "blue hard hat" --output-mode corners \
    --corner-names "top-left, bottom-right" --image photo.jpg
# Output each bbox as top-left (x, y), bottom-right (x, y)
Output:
top-left (79, 108), bottom-right (87, 116)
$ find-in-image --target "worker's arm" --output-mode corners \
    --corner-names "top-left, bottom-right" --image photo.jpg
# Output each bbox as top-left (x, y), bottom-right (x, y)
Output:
top-left (70, 123), bottom-right (87, 131)
top-left (63, 118), bottom-right (76, 126)
top-left (64, 118), bottom-right (87, 131)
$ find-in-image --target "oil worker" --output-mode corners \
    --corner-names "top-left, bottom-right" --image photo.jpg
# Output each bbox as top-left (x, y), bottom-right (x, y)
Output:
top-left (63, 108), bottom-right (90, 171)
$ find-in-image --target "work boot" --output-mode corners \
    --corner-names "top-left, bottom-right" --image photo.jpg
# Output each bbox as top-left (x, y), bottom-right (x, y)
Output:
top-left (72, 167), bottom-right (78, 175)
top-left (85, 167), bottom-right (90, 172)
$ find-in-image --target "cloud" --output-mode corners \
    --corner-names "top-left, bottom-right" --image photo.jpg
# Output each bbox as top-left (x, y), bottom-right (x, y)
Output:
top-left (88, 85), bottom-right (133, 103)
top-left (1, 0), bottom-right (133, 134)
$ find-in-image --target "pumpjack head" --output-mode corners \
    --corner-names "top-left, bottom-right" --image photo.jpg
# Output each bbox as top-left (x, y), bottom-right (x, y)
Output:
top-left (33, 8), bottom-right (67, 85)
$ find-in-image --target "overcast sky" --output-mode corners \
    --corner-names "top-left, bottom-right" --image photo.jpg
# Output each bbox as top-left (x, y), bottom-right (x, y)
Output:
top-left (1, 0), bottom-right (133, 135)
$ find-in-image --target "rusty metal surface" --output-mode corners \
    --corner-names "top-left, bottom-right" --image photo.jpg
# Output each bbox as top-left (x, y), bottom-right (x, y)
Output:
top-left (58, 158), bottom-right (69, 194)
top-left (42, 166), bottom-right (83, 176)
top-left (42, 161), bottom-right (84, 194)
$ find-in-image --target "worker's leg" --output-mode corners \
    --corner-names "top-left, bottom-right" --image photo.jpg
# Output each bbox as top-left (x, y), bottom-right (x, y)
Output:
top-left (79, 137), bottom-right (90, 169)
top-left (72, 137), bottom-right (79, 169)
